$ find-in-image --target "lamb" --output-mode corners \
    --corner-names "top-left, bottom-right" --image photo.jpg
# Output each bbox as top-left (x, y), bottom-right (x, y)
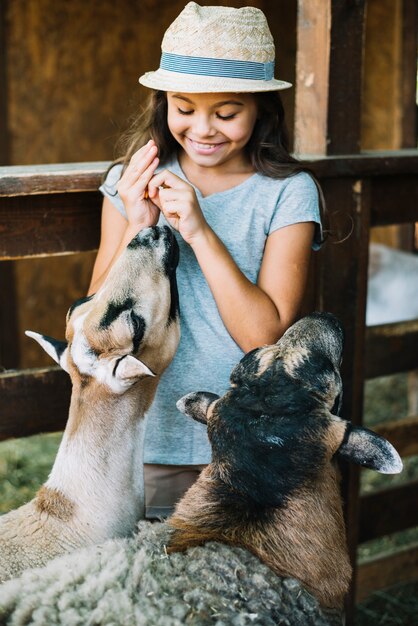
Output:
top-left (0, 225), bottom-right (180, 583)
top-left (0, 312), bottom-right (402, 625)
top-left (167, 311), bottom-right (402, 609)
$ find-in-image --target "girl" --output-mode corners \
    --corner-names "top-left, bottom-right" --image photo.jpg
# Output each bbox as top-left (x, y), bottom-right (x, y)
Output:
top-left (88, 2), bottom-right (323, 519)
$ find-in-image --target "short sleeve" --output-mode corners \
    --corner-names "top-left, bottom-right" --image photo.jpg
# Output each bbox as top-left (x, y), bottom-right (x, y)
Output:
top-left (99, 163), bottom-right (127, 219)
top-left (269, 172), bottom-right (323, 250)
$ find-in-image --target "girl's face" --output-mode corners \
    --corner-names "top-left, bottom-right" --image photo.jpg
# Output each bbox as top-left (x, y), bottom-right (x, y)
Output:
top-left (166, 92), bottom-right (258, 170)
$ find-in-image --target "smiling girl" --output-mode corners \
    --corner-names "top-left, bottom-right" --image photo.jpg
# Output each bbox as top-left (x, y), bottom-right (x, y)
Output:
top-left (88, 2), bottom-right (323, 519)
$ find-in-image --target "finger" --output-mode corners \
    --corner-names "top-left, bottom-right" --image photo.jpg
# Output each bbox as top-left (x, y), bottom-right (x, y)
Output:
top-left (130, 138), bottom-right (156, 157)
top-left (130, 139), bottom-right (157, 165)
top-left (131, 157), bottom-right (160, 196)
top-left (119, 157), bottom-right (159, 200)
top-left (148, 169), bottom-right (188, 195)
top-left (160, 201), bottom-right (182, 220)
top-left (122, 144), bottom-right (158, 186)
top-left (158, 187), bottom-right (190, 202)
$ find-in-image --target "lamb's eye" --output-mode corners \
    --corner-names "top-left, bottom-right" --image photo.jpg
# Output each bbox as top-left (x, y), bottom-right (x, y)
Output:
top-left (131, 311), bottom-right (140, 332)
top-left (130, 311), bottom-right (146, 351)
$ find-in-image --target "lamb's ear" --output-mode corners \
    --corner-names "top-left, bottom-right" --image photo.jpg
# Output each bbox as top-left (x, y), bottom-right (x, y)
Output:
top-left (25, 331), bottom-right (69, 373)
top-left (176, 391), bottom-right (220, 424)
top-left (337, 424), bottom-right (403, 474)
top-left (116, 355), bottom-right (155, 382)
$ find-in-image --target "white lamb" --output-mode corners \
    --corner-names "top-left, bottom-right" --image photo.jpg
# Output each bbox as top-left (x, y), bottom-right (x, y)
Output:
top-left (0, 225), bottom-right (180, 583)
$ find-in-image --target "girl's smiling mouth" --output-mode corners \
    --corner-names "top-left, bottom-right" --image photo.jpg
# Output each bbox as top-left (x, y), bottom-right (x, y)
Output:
top-left (186, 137), bottom-right (226, 155)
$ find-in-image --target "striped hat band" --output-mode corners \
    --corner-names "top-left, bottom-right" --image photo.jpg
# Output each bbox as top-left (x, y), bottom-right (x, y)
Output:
top-left (160, 52), bottom-right (275, 81)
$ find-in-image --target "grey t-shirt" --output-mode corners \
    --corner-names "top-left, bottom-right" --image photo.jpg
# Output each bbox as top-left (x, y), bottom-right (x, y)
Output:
top-left (100, 157), bottom-right (322, 464)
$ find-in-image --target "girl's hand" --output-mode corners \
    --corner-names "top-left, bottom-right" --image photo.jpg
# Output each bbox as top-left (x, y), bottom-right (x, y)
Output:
top-left (116, 140), bottom-right (160, 230)
top-left (148, 170), bottom-right (209, 244)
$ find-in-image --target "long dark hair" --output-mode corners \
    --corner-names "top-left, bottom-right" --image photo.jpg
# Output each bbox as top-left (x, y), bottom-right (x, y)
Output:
top-left (111, 90), bottom-right (328, 237)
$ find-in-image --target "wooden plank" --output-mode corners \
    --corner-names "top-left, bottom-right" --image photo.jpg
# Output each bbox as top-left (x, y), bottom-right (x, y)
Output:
top-left (0, 162), bottom-right (109, 196)
top-left (0, 262), bottom-right (20, 368)
top-left (294, 0), bottom-right (330, 155)
top-left (365, 320), bottom-right (418, 379)
top-left (374, 415), bottom-right (418, 458)
top-left (361, 0), bottom-right (405, 151)
top-left (356, 543), bottom-right (418, 603)
top-left (400, 0), bottom-right (418, 148)
top-left (359, 480), bottom-right (418, 543)
top-left (0, 191), bottom-right (101, 259)
top-left (0, 0), bottom-right (10, 164)
top-left (305, 150), bottom-right (418, 177)
top-left (0, 367), bottom-right (70, 440)
top-left (371, 175), bottom-right (418, 226)
top-left (317, 177), bottom-right (371, 620)
top-left (0, 153), bottom-right (417, 197)
top-left (326, 1), bottom-right (366, 155)
top-left (295, 0), bottom-right (366, 154)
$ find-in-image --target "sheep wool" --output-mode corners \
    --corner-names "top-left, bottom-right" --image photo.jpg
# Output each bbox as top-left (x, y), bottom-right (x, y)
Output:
top-left (0, 521), bottom-right (341, 626)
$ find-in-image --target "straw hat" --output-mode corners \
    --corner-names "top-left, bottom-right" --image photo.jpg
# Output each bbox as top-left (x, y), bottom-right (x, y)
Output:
top-left (139, 2), bottom-right (292, 93)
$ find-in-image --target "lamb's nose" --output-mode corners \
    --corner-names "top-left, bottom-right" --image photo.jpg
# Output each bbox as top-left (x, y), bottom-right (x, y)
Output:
top-left (128, 226), bottom-right (161, 249)
top-left (143, 226), bottom-right (160, 242)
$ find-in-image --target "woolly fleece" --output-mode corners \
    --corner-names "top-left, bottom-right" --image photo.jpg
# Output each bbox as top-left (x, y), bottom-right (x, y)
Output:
top-left (0, 521), bottom-right (341, 626)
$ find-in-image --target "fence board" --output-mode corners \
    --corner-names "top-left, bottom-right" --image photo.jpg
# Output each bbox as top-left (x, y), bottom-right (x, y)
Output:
top-left (365, 320), bottom-right (418, 379)
top-left (359, 480), bottom-right (418, 543)
top-left (318, 177), bottom-right (371, 616)
top-left (306, 150), bottom-right (418, 176)
top-left (356, 543), bottom-right (418, 602)
top-left (295, 0), bottom-right (366, 154)
top-left (0, 192), bottom-right (101, 259)
top-left (371, 175), bottom-right (418, 226)
top-left (374, 415), bottom-right (418, 458)
top-left (0, 367), bottom-right (70, 440)
top-left (1, 152), bottom-right (418, 189)
top-left (0, 162), bottom-right (108, 196)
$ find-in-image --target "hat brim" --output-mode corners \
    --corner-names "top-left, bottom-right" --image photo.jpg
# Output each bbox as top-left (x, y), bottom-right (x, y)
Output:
top-left (139, 69), bottom-right (292, 93)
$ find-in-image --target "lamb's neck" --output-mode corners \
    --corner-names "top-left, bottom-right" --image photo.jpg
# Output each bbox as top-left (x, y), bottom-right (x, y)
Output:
top-left (44, 381), bottom-right (152, 538)
top-left (168, 465), bottom-right (351, 609)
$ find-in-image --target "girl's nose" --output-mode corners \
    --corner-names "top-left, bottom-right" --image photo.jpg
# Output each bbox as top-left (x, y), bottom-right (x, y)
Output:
top-left (192, 114), bottom-right (216, 137)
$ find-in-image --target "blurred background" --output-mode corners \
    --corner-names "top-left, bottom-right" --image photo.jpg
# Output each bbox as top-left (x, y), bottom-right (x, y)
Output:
top-left (0, 1), bottom-right (417, 624)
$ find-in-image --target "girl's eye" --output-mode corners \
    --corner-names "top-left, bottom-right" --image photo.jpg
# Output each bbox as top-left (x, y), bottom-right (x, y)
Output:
top-left (178, 108), bottom-right (193, 115)
top-left (216, 113), bottom-right (237, 120)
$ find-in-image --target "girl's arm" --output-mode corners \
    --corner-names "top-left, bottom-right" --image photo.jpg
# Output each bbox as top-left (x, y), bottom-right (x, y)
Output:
top-left (148, 169), bottom-right (314, 353)
top-left (88, 141), bottom-right (161, 295)
top-left (88, 198), bottom-right (136, 295)
top-left (190, 223), bottom-right (314, 353)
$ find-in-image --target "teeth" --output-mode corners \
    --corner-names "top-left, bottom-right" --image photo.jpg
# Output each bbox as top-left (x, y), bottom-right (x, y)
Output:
top-left (190, 140), bottom-right (219, 149)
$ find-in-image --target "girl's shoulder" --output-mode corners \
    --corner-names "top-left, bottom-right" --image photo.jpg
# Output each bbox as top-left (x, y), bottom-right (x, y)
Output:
top-left (255, 169), bottom-right (318, 194)
top-left (99, 162), bottom-right (125, 217)
top-left (102, 162), bottom-right (124, 192)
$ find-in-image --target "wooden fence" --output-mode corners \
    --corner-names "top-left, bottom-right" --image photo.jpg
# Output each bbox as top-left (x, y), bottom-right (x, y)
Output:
top-left (1, 151), bottom-right (418, 617)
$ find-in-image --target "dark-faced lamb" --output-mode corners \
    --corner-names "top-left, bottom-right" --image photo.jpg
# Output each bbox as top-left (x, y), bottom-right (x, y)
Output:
top-left (0, 312), bottom-right (402, 625)
top-left (0, 225), bottom-right (180, 583)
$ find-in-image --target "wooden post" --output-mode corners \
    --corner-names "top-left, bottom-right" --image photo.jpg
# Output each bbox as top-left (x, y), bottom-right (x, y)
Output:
top-left (0, 0), bottom-right (20, 369)
top-left (294, 0), bottom-right (366, 155)
top-left (361, 0), bottom-right (418, 249)
top-left (318, 178), bottom-right (371, 619)
top-left (0, 0), bottom-right (9, 164)
top-left (295, 2), bottom-right (368, 621)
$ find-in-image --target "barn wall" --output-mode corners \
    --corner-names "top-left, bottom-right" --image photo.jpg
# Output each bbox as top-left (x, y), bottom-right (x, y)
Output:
top-left (1, 0), bottom-right (297, 369)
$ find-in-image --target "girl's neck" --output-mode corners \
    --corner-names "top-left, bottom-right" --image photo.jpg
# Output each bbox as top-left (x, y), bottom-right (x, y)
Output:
top-left (178, 150), bottom-right (255, 197)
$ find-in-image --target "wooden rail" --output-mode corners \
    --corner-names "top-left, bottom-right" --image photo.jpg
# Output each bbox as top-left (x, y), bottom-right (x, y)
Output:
top-left (1, 152), bottom-right (418, 607)
top-left (365, 320), bottom-right (418, 378)
top-left (356, 543), bottom-right (418, 603)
